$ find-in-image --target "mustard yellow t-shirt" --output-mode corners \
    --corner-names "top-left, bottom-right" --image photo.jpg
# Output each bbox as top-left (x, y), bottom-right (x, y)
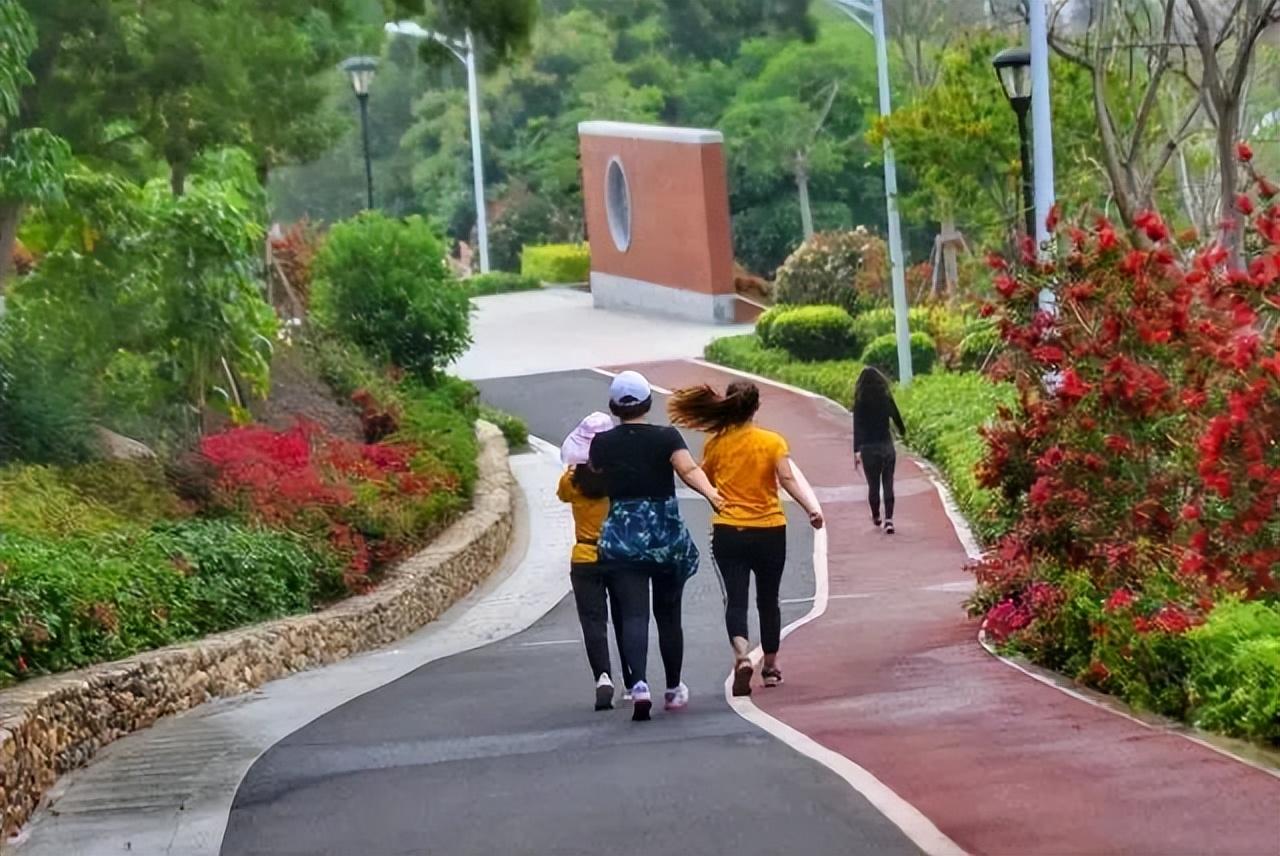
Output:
top-left (556, 468), bottom-right (608, 564)
top-left (702, 425), bottom-right (789, 529)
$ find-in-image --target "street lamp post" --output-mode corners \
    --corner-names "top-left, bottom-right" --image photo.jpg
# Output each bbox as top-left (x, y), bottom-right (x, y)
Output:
top-left (340, 56), bottom-right (378, 211)
top-left (993, 48), bottom-right (1036, 242)
top-left (827, 0), bottom-right (912, 386)
top-left (386, 22), bottom-right (491, 273)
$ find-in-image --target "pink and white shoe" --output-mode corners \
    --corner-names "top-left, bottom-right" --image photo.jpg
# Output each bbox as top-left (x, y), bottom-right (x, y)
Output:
top-left (664, 682), bottom-right (689, 711)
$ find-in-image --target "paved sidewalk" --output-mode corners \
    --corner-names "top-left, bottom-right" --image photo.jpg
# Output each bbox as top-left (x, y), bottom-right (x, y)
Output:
top-left (451, 288), bottom-right (750, 380)
top-left (633, 358), bottom-right (1280, 856)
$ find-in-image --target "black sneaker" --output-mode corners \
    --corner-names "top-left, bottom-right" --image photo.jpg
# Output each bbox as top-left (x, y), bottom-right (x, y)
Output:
top-left (884, 520), bottom-right (895, 535)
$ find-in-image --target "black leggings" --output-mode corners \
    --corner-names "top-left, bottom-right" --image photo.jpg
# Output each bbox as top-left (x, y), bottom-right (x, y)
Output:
top-left (569, 563), bottom-right (633, 686)
top-left (862, 442), bottom-right (897, 521)
top-left (711, 525), bottom-right (787, 655)
top-left (609, 563), bottom-right (686, 690)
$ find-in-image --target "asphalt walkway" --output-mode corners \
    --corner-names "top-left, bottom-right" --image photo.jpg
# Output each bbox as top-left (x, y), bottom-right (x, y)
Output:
top-left (219, 370), bottom-right (917, 856)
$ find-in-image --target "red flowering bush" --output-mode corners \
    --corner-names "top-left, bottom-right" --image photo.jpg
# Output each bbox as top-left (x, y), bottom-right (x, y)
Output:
top-left (200, 420), bottom-right (458, 591)
top-left (971, 149), bottom-right (1280, 736)
top-left (270, 220), bottom-right (319, 306)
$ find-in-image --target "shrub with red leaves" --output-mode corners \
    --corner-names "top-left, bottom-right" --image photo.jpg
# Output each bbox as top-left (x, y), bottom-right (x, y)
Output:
top-left (199, 420), bottom-right (456, 591)
top-left (968, 148), bottom-right (1280, 716)
top-left (270, 221), bottom-right (319, 306)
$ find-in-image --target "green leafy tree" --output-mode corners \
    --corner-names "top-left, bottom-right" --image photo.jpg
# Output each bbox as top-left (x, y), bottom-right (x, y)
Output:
top-left (0, 0), bottom-right (71, 289)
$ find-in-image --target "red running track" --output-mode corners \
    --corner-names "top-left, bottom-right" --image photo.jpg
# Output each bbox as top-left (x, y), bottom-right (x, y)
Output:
top-left (629, 359), bottom-right (1280, 856)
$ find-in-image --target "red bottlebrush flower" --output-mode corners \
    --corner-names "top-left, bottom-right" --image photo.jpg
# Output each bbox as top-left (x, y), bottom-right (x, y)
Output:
top-left (1097, 223), bottom-right (1119, 251)
top-left (1180, 503), bottom-right (1201, 522)
top-left (1032, 344), bottom-right (1066, 365)
top-left (1104, 588), bottom-right (1136, 612)
top-left (987, 252), bottom-right (1008, 271)
top-left (1237, 141), bottom-right (1254, 162)
top-left (1045, 203), bottom-right (1061, 232)
top-left (1236, 194), bottom-right (1256, 216)
top-left (1056, 368), bottom-right (1092, 402)
top-left (1066, 281), bottom-right (1096, 301)
top-left (979, 302), bottom-right (996, 318)
top-left (1152, 604), bottom-right (1198, 635)
top-left (1085, 661), bottom-right (1111, 684)
top-left (1104, 434), bottom-right (1131, 453)
top-left (1028, 476), bottom-right (1054, 506)
top-left (994, 273), bottom-right (1019, 298)
top-left (1135, 210), bottom-right (1169, 242)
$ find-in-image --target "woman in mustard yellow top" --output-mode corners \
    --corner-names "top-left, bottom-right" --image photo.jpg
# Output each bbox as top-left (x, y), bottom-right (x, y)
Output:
top-left (669, 381), bottom-right (823, 697)
top-left (558, 412), bottom-right (632, 711)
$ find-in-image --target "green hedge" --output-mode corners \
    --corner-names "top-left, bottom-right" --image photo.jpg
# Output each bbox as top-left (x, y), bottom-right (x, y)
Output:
top-left (0, 521), bottom-right (340, 686)
top-left (522, 243), bottom-right (590, 284)
top-left (895, 372), bottom-right (1017, 541)
top-left (862, 331), bottom-right (938, 378)
top-left (768, 305), bottom-right (858, 361)
top-left (705, 335), bottom-right (859, 405)
top-left (466, 272), bottom-right (542, 296)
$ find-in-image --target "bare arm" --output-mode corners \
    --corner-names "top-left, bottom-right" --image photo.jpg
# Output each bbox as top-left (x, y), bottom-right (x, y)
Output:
top-left (776, 455), bottom-right (824, 529)
top-left (672, 448), bottom-right (723, 511)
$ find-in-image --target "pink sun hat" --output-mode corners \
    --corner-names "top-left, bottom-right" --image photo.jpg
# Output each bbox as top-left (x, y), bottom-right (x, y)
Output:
top-left (561, 411), bottom-right (614, 466)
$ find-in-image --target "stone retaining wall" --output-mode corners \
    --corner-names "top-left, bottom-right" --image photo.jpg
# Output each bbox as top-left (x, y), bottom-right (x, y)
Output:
top-left (0, 422), bottom-right (514, 838)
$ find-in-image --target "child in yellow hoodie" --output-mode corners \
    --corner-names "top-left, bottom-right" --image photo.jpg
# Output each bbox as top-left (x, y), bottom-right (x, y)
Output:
top-left (558, 412), bottom-right (632, 711)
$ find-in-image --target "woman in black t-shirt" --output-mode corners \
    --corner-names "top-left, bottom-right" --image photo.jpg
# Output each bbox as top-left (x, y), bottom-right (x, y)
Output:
top-left (589, 370), bottom-right (721, 722)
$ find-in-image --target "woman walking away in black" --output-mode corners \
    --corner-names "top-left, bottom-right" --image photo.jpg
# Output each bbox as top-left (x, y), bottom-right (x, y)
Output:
top-left (590, 371), bottom-right (723, 721)
top-left (669, 382), bottom-right (823, 697)
top-left (853, 367), bottom-right (906, 534)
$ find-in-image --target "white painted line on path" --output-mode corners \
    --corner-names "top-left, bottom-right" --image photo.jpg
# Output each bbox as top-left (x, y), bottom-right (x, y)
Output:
top-left (723, 461), bottom-right (969, 856)
top-left (517, 639), bottom-right (580, 648)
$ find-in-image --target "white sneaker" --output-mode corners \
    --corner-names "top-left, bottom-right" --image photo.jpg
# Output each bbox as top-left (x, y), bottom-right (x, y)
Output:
top-left (595, 673), bottom-right (614, 711)
top-left (664, 682), bottom-right (689, 711)
top-left (631, 681), bottom-right (652, 721)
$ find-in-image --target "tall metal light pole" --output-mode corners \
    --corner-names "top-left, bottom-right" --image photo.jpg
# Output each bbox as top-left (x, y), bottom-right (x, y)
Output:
top-left (386, 21), bottom-right (491, 273)
top-left (340, 56), bottom-right (378, 211)
top-left (827, 0), bottom-right (912, 386)
top-left (1028, 0), bottom-right (1056, 314)
top-left (993, 48), bottom-right (1036, 241)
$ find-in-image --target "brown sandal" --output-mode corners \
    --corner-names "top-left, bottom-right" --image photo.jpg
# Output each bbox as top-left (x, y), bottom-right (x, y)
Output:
top-left (732, 659), bottom-right (754, 697)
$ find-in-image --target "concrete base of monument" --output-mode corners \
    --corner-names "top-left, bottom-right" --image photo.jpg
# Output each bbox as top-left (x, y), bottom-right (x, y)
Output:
top-left (591, 270), bottom-right (738, 324)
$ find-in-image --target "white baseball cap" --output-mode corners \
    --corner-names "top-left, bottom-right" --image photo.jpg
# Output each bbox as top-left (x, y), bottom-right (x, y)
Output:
top-left (609, 370), bottom-right (652, 405)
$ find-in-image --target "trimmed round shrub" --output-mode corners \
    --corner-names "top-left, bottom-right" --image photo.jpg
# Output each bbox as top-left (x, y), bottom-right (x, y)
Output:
top-left (957, 324), bottom-right (1000, 371)
top-left (754, 304), bottom-right (789, 347)
top-left (862, 331), bottom-right (937, 379)
top-left (774, 228), bottom-right (889, 315)
top-left (851, 307), bottom-right (897, 352)
top-left (312, 213), bottom-right (471, 381)
top-left (768, 305), bottom-right (858, 362)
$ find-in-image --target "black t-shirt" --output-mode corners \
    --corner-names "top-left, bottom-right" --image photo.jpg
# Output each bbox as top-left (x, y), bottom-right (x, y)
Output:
top-left (589, 423), bottom-right (688, 500)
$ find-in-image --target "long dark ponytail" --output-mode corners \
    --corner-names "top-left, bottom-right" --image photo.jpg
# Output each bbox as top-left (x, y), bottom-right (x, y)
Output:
top-left (668, 381), bottom-right (761, 433)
